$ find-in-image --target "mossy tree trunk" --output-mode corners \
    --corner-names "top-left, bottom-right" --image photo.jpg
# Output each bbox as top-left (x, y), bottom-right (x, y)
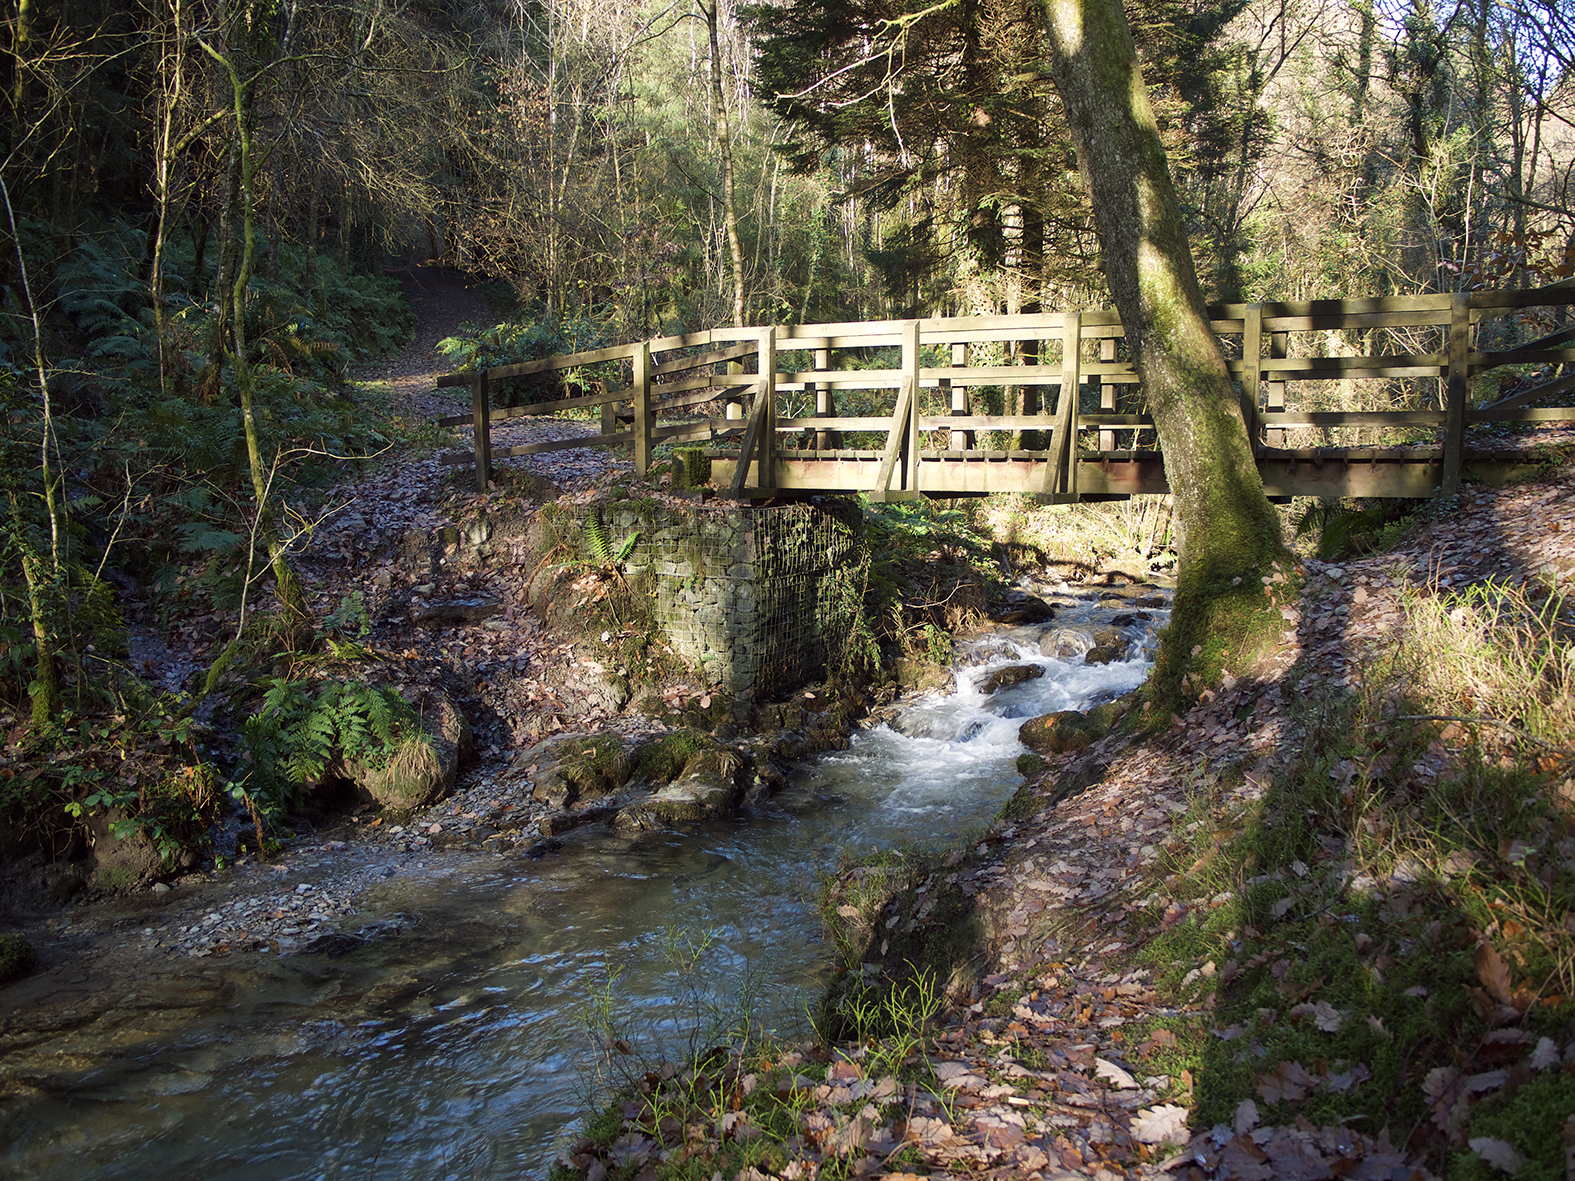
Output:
top-left (197, 17), bottom-right (310, 647)
top-left (1040, 0), bottom-right (1289, 705)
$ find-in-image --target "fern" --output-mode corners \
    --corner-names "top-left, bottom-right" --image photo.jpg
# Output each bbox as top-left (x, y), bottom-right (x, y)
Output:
top-left (237, 679), bottom-right (423, 823)
top-left (586, 512), bottom-right (612, 563)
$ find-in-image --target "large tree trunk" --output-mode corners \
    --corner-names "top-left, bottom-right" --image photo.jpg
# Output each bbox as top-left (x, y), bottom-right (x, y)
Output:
top-left (1040, 0), bottom-right (1288, 706)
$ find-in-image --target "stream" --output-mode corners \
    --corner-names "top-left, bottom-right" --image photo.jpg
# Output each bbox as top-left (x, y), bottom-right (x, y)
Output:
top-left (1, 583), bottom-right (1166, 1181)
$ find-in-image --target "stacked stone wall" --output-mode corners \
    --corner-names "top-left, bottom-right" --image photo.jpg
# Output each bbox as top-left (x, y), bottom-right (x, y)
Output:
top-left (553, 498), bottom-right (863, 700)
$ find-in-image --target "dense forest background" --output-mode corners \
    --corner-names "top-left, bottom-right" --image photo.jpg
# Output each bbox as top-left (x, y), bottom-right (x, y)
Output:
top-left (6, 0), bottom-right (1572, 342)
top-left (0, 0), bottom-right (1571, 834)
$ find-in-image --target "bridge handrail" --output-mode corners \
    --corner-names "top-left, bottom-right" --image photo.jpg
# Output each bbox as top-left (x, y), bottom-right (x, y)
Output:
top-left (434, 283), bottom-right (1575, 499)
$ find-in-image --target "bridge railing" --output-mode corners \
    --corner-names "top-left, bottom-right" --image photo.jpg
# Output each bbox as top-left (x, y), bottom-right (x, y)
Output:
top-left (435, 284), bottom-right (1575, 500)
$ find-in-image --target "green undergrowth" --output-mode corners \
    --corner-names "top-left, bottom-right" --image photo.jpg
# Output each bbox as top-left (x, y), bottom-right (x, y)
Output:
top-left (1127, 573), bottom-right (1575, 1176)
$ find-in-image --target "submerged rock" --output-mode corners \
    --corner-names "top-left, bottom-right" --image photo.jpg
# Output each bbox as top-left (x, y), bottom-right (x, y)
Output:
top-left (1037, 628), bottom-right (1092, 660)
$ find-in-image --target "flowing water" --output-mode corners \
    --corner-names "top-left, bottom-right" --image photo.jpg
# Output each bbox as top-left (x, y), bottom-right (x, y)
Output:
top-left (1, 584), bottom-right (1166, 1181)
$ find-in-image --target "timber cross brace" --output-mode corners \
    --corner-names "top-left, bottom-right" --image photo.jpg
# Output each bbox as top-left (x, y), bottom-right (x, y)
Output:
top-left (434, 283), bottom-right (1575, 502)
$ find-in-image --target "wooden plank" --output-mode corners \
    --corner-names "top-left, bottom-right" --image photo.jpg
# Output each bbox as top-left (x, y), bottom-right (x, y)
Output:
top-left (633, 339), bottom-right (652, 477)
top-left (1261, 352), bottom-right (1447, 374)
top-left (1259, 410), bottom-right (1447, 426)
top-left (759, 327), bottom-right (777, 493)
top-left (873, 373), bottom-right (914, 494)
top-left (655, 382), bottom-right (754, 411)
top-left (1468, 405), bottom-right (1575, 423)
top-left (780, 416), bottom-right (894, 430)
top-left (1209, 293), bottom-right (1454, 320)
top-left (1478, 368), bottom-right (1575, 413)
top-left (438, 430), bottom-right (637, 465)
top-left (1241, 303), bottom-right (1261, 442)
top-left (650, 340), bottom-right (757, 378)
top-left (1468, 282), bottom-right (1575, 310)
top-left (1259, 310), bottom-right (1452, 332)
top-left (903, 320), bottom-right (920, 491)
top-left (479, 340), bottom-right (639, 380)
top-left (1442, 293), bottom-right (1470, 496)
top-left (1078, 414), bottom-right (1155, 427)
top-left (1472, 346), bottom-right (1575, 369)
top-left (1042, 312), bottom-right (1080, 499)
top-left (436, 384), bottom-right (628, 426)
top-left (652, 421), bottom-right (725, 443)
top-left (730, 386), bottom-right (768, 497)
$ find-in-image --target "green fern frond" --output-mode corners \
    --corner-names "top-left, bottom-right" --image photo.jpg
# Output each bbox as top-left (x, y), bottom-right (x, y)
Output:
top-left (586, 511), bottom-right (611, 563)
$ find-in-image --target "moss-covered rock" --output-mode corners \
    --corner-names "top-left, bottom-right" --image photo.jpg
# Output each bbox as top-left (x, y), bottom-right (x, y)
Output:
top-left (342, 691), bottom-right (472, 811)
top-left (0, 934), bottom-right (37, 985)
top-left (1018, 709), bottom-right (1103, 754)
top-left (981, 663), bottom-right (1045, 694)
top-left (893, 657), bottom-right (954, 695)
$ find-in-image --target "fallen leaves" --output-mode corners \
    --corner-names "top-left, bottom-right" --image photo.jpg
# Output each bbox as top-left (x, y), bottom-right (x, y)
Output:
top-left (1130, 1103), bottom-right (1191, 1145)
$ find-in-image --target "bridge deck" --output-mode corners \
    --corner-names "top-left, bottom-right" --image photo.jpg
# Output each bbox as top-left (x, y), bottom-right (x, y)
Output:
top-left (708, 445), bottom-right (1556, 501)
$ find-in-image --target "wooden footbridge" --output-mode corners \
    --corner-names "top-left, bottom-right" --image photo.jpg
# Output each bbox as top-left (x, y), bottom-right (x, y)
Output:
top-left (437, 284), bottom-right (1575, 502)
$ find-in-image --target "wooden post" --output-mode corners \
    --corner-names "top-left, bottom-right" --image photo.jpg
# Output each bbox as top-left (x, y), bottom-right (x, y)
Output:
top-left (1266, 331), bottom-right (1287, 449)
top-left (472, 373), bottom-right (491, 493)
top-left (1441, 292), bottom-right (1470, 496)
top-left (632, 340), bottom-right (652, 478)
top-left (1241, 303), bottom-right (1262, 449)
top-left (812, 345), bottom-right (837, 449)
top-left (1098, 336), bottom-right (1117, 452)
top-left (600, 384), bottom-right (616, 447)
top-left (1051, 312), bottom-right (1081, 499)
top-left (758, 326), bottom-right (777, 494)
top-left (947, 341), bottom-right (972, 450)
top-left (902, 319), bottom-right (920, 491)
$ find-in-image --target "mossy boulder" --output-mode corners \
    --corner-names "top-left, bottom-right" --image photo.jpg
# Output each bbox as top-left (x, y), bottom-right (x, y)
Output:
top-left (344, 692), bottom-right (473, 810)
top-left (1019, 710), bottom-right (1104, 754)
top-left (615, 742), bottom-right (749, 829)
top-left (0, 934), bottom-right (38, 985)
top-left (87, 809), bottom-right (168, 892)
top-left (894, 657), bottom-right (954, 695)
top-left (532, 730), bottom-right (750, 822)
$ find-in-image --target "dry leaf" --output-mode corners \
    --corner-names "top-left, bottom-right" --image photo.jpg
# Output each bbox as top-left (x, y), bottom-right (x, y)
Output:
top-left (1130, 1104), bottom-right (1191, 1146)
top-left (1477, 942), bottom-right (1514, 1005)
top-left (1234, 1099), bottom-right (1260, 1134)
top-left (1257, 1060), bottom-right (1317, 1104)
top-left (1531, 1037), bottom-right (1561, 1070)
top-left (1094, 1057), bottom-right (1139, 1089)
top-left (1468, 1136), bottom-right (1525, 1174)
